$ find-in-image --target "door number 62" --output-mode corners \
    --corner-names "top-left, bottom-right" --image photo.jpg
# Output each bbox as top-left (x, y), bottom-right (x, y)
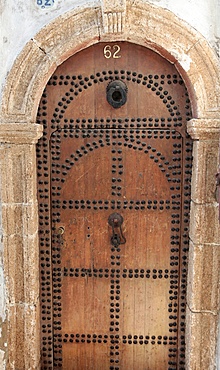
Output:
top-left (104, 45), bottom-right (121, 59)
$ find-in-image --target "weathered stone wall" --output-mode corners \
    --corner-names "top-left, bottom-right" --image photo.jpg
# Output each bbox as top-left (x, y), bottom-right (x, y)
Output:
top-left (0, 1), bottom-right (220, 369)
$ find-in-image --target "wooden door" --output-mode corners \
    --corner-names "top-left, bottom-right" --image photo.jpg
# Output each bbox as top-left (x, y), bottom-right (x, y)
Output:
top-left (37, 42), bottom-right (192, 370)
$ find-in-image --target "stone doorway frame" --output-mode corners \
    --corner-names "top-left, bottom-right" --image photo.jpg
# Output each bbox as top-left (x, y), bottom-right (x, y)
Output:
top-left (0, 1), bottom-right (219, 369)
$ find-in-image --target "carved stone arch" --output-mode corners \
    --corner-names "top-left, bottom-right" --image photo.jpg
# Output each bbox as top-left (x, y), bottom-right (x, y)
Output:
top-left (1, 1), bottom-right (220, 122)
top-left (0, 1), bottom-right (219, 369)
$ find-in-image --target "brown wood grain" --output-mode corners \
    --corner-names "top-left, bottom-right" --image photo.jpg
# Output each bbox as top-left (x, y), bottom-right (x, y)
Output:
top-left (38, 41), bottom-right (192, 369)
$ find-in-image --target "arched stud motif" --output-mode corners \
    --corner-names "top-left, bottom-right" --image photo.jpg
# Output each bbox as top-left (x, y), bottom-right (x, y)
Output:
top-left (47, 71), bottom-right (189, 125)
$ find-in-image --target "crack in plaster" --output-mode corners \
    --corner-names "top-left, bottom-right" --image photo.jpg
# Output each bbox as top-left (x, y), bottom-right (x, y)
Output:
top-left (185, 37), bottom-right (204, 55)
top-left (189, 237), bottom-right (220, 247)
top-left (95, 7), bottom-right (101, 39)
top-left (173, 38), bottom-right (204, 72)
top-left (187, 302), bottom-right (219, 316)
top-left (31, 37), bottom-right (47, 55)
top-left (189, 199), bottom-right (219, 206)
top-left (31, 37), bottom-right (56, 65)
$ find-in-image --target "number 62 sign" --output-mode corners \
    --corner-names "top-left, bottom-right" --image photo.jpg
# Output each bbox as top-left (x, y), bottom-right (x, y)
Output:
top-left (104, 45), bottom-right (121, 59)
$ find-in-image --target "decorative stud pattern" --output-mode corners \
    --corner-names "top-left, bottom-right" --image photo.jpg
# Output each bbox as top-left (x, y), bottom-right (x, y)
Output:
top-left (53, 199), bottom-right (173, 210)
top-left (50, 128), bottom-right (182, 189)
top-left (37, 47), bottom-right (192, 370)
top-left (47, 71), bottom-right (189, 130)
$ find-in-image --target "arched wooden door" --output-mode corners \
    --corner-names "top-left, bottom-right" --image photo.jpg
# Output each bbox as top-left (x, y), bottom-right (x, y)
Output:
top-left (37, 42), bottom-right (192, 370)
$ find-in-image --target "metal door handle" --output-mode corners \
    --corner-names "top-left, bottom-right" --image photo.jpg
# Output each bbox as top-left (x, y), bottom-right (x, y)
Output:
top-left (108, 213), bottom-right (126, 247)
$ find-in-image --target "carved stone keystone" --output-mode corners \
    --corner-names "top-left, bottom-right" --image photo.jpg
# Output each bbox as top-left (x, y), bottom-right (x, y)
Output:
top-left (101, 0), bottom-right (126, 33)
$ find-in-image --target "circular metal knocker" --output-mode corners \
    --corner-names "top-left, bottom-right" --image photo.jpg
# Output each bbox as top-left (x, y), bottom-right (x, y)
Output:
top-left (106, 80), bottom-right (128, 108)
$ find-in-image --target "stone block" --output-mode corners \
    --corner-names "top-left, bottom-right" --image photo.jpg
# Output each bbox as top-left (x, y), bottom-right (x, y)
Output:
top-left (187, 242), bottom-right (220, 313)
top-left (1, 40), bottom-right (55, 121)
top-left (1, 203), bottom-right (38, 237)
top-left (23, 302), bottom-right (41, 370)
top-left (186, 307), bottom-right (218, 370)
top-left (101, 0), bottom-right (126, 33)
top-left (0, 144), bottom-right (38, 204)
top-left (7, 303), bottom-right (40, 370)
top-left (0, 149), bottom-right (26, 204)
top-left (189, 202), bottom-right (219, 244)
top-left (190, 139), bottom-right (219, 204)
top-left (1, 204), bottom-right (23, 237)
top-left (186, 38), bottom-right (220, 116)
top-left (126, 1), bottom-right (199, 62)
top-left (7, 305), bottom-right (25, 369)
top-left (3, 232), bottom-right (39, 305)
top-left (34, 7), bottom-right (100, 64)
top-left (0, 123), bottom-right (43, 144)
top-left (23, 233), bottom-right (40, 305)
top-left (4, 235), bottom-right (25, 304)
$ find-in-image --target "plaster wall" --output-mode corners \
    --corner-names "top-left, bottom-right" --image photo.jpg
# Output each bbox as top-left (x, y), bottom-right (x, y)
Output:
top-left (0, 1), bottom-right (220, 369)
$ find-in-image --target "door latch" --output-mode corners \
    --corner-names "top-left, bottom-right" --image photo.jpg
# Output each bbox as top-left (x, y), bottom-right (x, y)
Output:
top-left (108, 212), bottom-right (126, 247)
